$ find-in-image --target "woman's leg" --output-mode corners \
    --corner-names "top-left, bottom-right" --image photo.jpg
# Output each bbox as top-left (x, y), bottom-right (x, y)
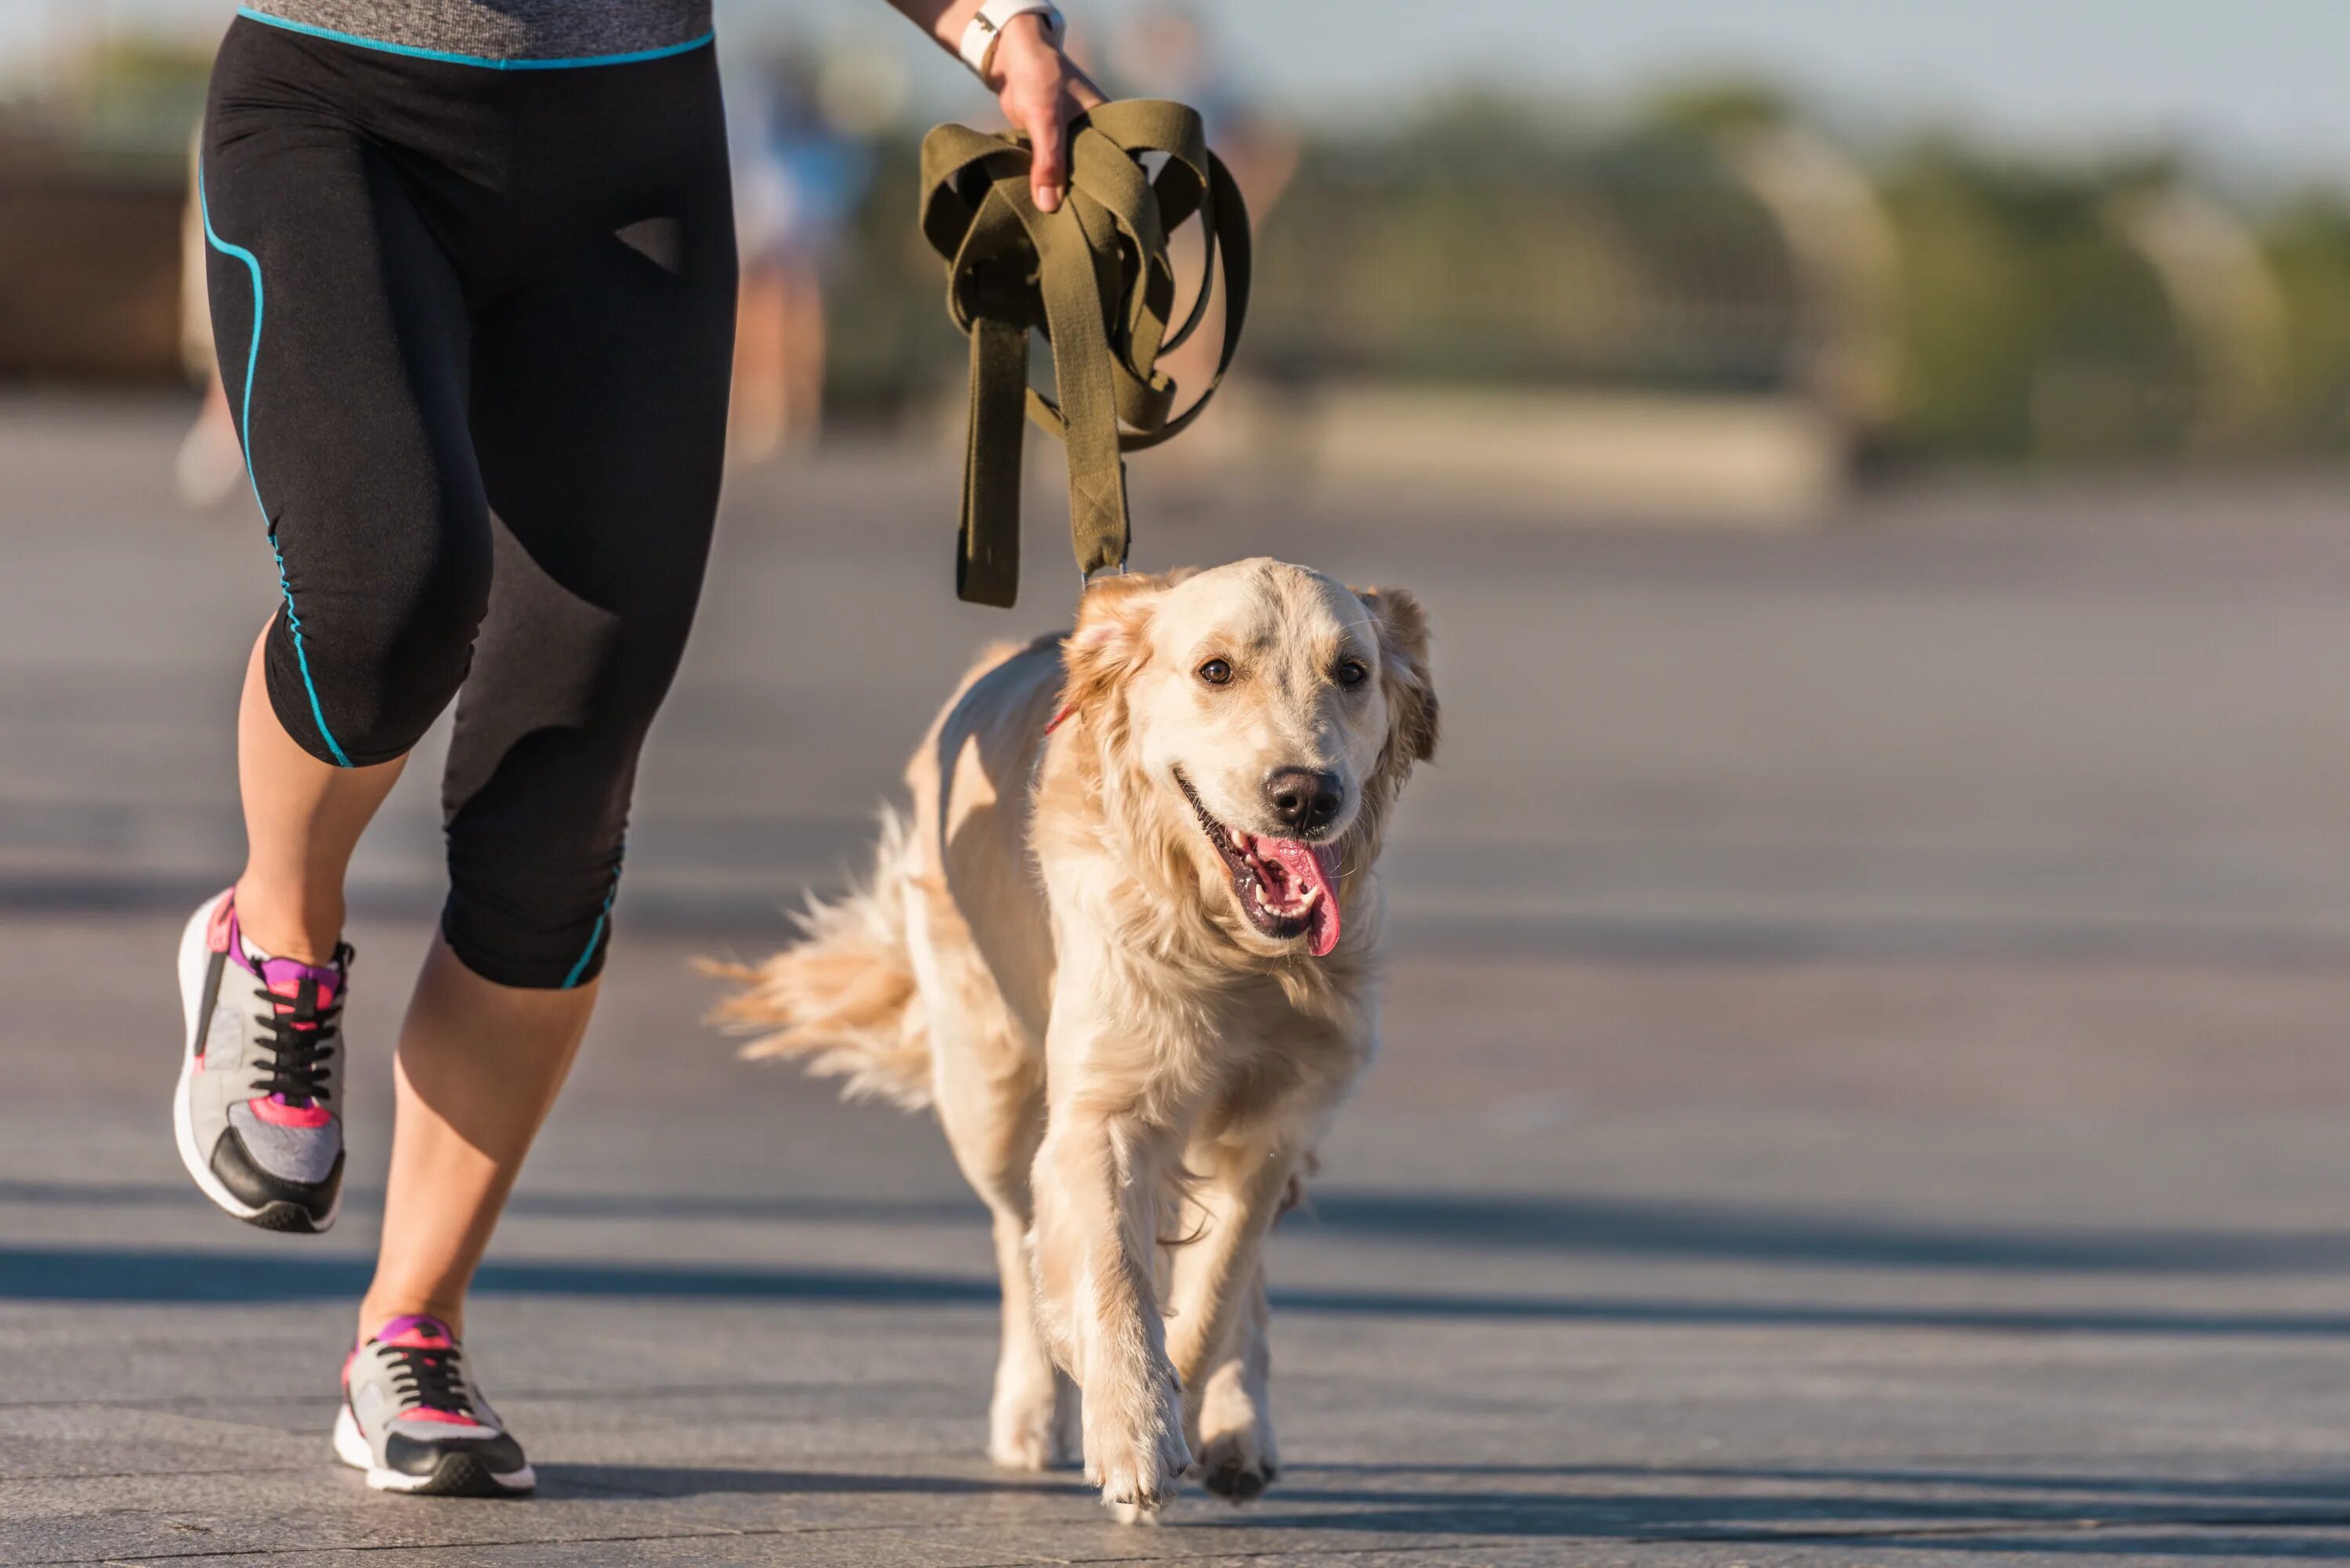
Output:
top-left (183, 60), bottom-right (494, 1233)
top-left (233, 624), bottom-right (406, 966)
top-left (352, 49), bottom-right (737, 1339)
top-left (359, 940), bottom-right (596, 1337)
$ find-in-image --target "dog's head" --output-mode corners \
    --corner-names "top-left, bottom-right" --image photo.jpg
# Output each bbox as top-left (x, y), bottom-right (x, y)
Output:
top-left (1058, 558), bottom-right (1438, 958)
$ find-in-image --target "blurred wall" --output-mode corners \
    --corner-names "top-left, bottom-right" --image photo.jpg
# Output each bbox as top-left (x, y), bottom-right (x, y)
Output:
top-left (0, 164), bottom-right (183, 380)
top-left (0, 37), bottom-right (205, 381)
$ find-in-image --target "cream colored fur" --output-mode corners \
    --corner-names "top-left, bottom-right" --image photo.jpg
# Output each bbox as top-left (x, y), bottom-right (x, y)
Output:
top-left (706, 558), bottom-right (1437, 1518)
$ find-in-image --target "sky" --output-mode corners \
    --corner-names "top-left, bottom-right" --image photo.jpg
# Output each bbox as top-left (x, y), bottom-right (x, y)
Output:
top-left (17, 1), bottom-right (2350, 182)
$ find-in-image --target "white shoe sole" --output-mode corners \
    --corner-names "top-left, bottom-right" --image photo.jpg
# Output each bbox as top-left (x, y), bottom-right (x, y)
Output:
top-left (170, 892), bottom-right (341, 1231)
top-left (333, 1404), bottom-right (536, 1495)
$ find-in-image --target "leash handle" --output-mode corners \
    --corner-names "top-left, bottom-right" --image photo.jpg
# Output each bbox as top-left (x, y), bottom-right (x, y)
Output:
top-left (920, 101), bottom-right (1252, 607)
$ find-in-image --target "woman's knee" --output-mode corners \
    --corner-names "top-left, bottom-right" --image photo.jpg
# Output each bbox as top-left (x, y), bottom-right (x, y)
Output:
top-left (439, 838), bottom-right (624, 992)
top-left (264, 523), bottom-right (492, 768)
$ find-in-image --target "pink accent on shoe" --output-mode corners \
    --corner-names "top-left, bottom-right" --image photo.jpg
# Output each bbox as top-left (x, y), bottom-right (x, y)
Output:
top-left (248, 1094), bottom-right (333, 1128)
top-left (258, 957), bottom-right (340, 1013)
top-left (206, 889), bottom-right (237, 953)
top-left (371, 1314), bottom-right (456, 1349)
top-left (391, 1407), bottom-right (489, 1428)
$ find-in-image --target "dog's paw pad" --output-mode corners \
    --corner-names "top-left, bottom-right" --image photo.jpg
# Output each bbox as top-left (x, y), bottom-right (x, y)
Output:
top-left (1193, 1429), bottom-right (1277, 1505)
top-left (1202, 1455), bottom-right (1271, 1501)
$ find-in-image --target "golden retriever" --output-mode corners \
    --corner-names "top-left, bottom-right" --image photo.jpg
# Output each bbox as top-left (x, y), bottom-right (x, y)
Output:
top-left (706, 558), bottom-right (1437, 1518)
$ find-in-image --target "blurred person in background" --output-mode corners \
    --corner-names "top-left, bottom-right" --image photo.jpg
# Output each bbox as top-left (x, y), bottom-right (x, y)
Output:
top-left (168, 0), bottom-right (1098, 1498)
top-left (727, 47), bottom-right (880, 462)
top-left (1107, 2), bottom-right (1294, 416)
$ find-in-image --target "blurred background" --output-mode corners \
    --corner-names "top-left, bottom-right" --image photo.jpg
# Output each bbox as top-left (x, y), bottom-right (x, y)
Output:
top-left (15, 3), bottom-right (2350, 1562)
top-left (22, 0), bottom-right (2350, 504)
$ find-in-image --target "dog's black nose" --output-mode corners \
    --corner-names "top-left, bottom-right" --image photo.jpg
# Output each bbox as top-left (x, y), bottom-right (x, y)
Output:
top-left (1264, 768), bottom-right (1343, 834)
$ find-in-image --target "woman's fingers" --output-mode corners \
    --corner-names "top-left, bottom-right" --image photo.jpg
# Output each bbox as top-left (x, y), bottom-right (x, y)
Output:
top-left (1025, 94), bottom-right (1069, 211)
top-left (988, 16), bottom-right (1104, 215)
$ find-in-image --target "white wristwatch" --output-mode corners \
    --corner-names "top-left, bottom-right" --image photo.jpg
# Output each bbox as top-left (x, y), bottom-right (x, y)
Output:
top-left (958, 0), bottom-right (1065, 81)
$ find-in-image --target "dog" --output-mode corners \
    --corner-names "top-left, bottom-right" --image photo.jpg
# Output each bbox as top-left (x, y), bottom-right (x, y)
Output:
top-left (706, 558), bottom-right (1437, 1517)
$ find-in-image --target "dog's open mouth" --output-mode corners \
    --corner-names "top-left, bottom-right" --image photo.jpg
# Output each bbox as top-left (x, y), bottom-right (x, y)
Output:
top-left (1177, 771), bottom-right (1343, 956)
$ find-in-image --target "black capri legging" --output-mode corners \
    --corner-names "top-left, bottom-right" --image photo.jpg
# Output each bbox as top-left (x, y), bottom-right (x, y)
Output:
top-left (201, 16), bottom-right (736, 988)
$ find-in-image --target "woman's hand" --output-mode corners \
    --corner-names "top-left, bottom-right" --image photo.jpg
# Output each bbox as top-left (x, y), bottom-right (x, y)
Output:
top-left (982, 13), bottom-right (1105, 213)
top-left (885, 2), bottom-right (1106, 214)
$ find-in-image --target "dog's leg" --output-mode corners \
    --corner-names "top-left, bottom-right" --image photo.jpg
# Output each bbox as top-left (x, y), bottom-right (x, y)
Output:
top-left (985, 1206), bottom-right (1079, 1468)
top-left (920, 953), bottom-right (1076, 1471)
top-left (1162, 1138), bottom-right (1297, 1499)
top-left (1030, 1104), bottom-right (1191, 1513)
top-left (1189, 1261), bottom-right (1278, 1502)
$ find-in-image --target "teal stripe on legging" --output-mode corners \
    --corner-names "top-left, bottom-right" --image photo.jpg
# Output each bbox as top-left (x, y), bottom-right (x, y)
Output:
top-left (198, 171), bottom-right (353, 769)
top-left (236, 8), bottom-right (714, 70)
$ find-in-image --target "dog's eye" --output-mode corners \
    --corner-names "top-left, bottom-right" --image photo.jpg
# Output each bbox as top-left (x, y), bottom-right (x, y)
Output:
top-left (1336, 659), bottom-right (1370, 688)
top-left (1197, 658), bottom-right (1233, 686)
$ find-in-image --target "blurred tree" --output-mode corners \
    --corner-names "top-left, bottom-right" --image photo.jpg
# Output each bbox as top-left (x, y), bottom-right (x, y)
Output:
top-left (1641, 78), bottom-right (1795, 136)
top-left (1877, 142), bottom-right (2193, 459)
top-left (1249, 93), bottom-right (1795, 390)
top-left (2261, 193), bottom-right (2350, 450)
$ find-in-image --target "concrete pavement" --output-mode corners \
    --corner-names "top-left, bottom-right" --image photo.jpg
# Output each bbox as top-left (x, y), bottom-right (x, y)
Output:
top-left (9, 395), bottom-right (2350, 1563)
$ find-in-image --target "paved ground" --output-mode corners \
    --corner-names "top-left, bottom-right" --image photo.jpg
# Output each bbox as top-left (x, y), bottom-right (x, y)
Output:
top-left (11, 393), bottom-right (2350, 1563)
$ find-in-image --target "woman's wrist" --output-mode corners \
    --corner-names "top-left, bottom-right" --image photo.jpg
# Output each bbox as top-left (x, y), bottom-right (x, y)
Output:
top-left (887, 0), bottom-right (1065, 75)
top-left (977, 10), bottom-right (1061, 88)
top-left (882, 0), bottom-right (1101, 210)
top-left (886, 0), bottom-right (993, 56)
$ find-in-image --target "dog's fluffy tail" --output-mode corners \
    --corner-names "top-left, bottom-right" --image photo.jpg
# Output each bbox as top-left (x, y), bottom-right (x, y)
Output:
top-left (699, 809), bottom-right (933, 1111)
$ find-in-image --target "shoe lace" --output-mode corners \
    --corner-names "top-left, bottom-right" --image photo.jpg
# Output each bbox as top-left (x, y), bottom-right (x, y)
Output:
top-left (384, 1342), bottom-right (477, 1418)
top-left (249, 945), bottom-right (349, 1105)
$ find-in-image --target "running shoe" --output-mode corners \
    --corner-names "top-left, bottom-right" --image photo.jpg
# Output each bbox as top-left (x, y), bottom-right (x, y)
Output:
top-left (171, 887), bottom-right (348, 1232)
top-left (334, 1316), bottom-right (535, 1497)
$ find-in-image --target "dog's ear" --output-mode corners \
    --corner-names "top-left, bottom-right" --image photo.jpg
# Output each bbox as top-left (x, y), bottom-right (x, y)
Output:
top-left (1060, 573), bottom-right (1171, 723)
top-left (1357, 586), bottom-right (1439, 765)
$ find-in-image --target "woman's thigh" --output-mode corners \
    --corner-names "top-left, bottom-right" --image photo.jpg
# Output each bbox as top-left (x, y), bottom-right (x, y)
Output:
top-left (201, 36), bottom-right (490, 768)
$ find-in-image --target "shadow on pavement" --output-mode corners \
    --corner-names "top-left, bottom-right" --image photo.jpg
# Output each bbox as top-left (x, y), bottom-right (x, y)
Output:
top-left (509, 1458), bottom-right (2350, 1554)
top-left (12, 1179), bottom-right (2350, 1276)
top-left (1202, 1463), bottom-right (2350, 1552)
top-left (1314, 1462), bottom-right (2350, 1504)
top-left (12, 1245), bottom-right (2350, 1339)
top-left (1293, 1192), bottom-right (2350, 1275)
top-left (544, 1464), bottom-right (1070, 1501)
top-left (0, 1180), bottom-right (985, 1227)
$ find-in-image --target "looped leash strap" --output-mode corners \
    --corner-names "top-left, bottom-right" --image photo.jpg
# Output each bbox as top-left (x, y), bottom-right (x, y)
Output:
top-left (920, 99), bottom-right (1251, 606)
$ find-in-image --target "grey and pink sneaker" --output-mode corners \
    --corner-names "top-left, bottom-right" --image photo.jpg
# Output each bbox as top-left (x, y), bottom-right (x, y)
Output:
top-left (171, 887), bottom-right (347, 1233)
top-left (334, 1315), bottom-right (534, 1496)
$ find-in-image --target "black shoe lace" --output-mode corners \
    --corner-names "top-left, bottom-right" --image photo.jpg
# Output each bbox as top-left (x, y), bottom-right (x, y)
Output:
top-left (385, 1342), bottom-right (476, 1418)
top-left (249, 944), bottom-right (349, 1105)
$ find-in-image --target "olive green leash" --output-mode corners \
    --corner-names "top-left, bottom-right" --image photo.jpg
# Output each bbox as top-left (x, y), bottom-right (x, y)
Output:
top-left (920, 99), bottom-right (1250, 606)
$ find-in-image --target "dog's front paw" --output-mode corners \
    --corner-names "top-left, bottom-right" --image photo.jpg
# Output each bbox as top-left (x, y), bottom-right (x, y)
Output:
top-left (1083, 1367), bottom-right (1191, 1516)
top-left (1192, 1419), bottom-right (1278, 1504)
top-left (1090, 1423), bottom-right (1191, 1515)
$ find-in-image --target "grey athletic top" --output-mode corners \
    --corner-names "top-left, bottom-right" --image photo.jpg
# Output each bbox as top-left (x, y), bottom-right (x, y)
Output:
top-left (239, 0), bottom-right (713, 64)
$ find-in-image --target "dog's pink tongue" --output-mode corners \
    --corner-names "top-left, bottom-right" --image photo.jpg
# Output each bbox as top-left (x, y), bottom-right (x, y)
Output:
top-left (1262, 840), bottom-right (1343, 957)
